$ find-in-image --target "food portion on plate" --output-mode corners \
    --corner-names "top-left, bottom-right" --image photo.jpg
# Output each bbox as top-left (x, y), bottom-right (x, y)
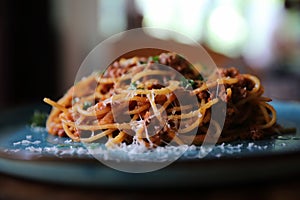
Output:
top-left (44, 52), bottom-right (293, 148)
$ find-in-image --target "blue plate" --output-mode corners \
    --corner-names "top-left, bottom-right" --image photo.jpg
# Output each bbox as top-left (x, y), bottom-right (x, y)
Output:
top-left (0, 101), bottom-right (300, 187)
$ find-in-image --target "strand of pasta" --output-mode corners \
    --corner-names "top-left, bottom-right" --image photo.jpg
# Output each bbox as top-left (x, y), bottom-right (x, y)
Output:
top-left (131, 69), bottom-right (172, 83)
top-left (243, 74), bottom-right (261, 94)
top-left (166, 129), bottom-right (185, 145)
top-left (61, 118), bottom-right (132, 131)
top-left (44, 98), bottom-right (68, 114)
top-left (81, 129), bottom-right (116, 143)
top-left (177, 98), bottom-right (219, 134)
top-left (105, 131), bottom-right (127, 147)
top-left (159, 93), bottom-right (176, 113)
top-left (258, 101), bottom-right (276, 129)
top-left (167, 104), bottom-right (193, 112)
top-left (62, 123), bottom-right (80, 142)
top-left (75, 104), bottom-right (111, 117)
top-left (133, 81), bottom-right (179, 95)
top-left (128, 103), bottom-right (150, 115)
top-left (259, 103), bottom-right (271, 124)
top-left (192, 77), bottom-right (239, 95)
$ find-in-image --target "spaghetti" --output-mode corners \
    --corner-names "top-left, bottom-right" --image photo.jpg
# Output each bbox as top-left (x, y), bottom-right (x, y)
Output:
top-left (44, 52), bottom-right (289, 148)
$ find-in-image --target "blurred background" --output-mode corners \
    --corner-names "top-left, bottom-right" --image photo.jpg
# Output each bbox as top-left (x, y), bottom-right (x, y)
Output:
top-left (0, 0), bottom-right (299, 110)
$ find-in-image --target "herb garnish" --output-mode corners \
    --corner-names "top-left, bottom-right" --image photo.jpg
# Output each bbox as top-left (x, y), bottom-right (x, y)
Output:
top-left (198, 74), bottom-right (204, 81)
top-left (128, 82), bottom-right (138, 90)
top-left (180, 78), bottom-right (196, 88)
top-left (30, 111), bottom-right (48, 127)
top-left (83, 101), bottom-right (93, 110)
top-left (151, 55), bottom-right (159, 63)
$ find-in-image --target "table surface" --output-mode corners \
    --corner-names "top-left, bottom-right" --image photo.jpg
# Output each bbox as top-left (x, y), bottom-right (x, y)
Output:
top-left (1, 172), bottom-right (300, 199)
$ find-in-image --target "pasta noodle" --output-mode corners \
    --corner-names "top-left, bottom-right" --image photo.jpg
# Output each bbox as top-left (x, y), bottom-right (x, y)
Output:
top-left (44, 52), bottom-right (292, 148)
